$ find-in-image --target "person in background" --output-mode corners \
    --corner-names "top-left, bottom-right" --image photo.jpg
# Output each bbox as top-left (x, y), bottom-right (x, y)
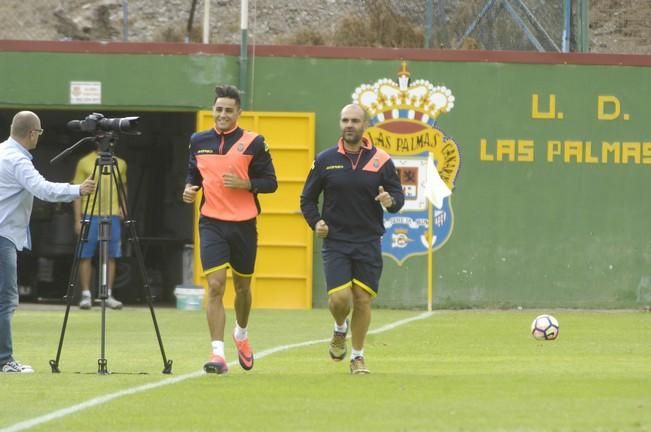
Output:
top-left (72, 144), bottom-right (127, 310)
top-left (0, 111), bottom-right (95, 373)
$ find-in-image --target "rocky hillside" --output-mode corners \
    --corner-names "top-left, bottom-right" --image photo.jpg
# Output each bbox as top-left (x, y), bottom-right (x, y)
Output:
top-left (1, 0), bottom-right (649, 54)
top-left (590, 0), bottom-right (651, 54)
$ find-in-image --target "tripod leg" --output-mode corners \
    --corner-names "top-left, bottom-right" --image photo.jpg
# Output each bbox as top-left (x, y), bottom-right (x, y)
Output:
top-left (97, 288), bottom-right (110, 375)
top-left (124, 220), bottom-right (173, 374)
top-left (50, 218), bottom-right (92, 373)
top-left (111, 160), bottom-right (172, 373)
top-left (97, 216), bottom-right (111, 375)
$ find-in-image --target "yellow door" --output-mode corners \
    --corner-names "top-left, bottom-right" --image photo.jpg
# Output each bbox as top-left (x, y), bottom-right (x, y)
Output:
top-left (192, 111), bottom-right (315, 309)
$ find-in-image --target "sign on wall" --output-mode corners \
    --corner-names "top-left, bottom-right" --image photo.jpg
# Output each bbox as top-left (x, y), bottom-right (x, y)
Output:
top-left (69, 81), bottom-right (102, 105)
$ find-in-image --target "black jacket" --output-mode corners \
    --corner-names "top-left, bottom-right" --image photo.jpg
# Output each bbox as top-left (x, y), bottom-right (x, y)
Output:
top-left (300, 139), bottom-right (404, 243)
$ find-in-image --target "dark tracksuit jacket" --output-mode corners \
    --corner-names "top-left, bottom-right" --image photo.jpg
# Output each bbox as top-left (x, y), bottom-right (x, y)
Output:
top-left (300, 137), bottom-right (405, 243)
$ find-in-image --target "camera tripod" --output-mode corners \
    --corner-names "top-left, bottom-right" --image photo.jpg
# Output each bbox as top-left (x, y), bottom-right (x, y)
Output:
top-left (49, 132), bottom-right (173, 375)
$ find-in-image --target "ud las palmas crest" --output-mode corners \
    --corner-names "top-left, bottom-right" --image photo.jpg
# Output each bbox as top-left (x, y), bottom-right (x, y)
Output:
top-left (352, 63), bottom-right (460, 265)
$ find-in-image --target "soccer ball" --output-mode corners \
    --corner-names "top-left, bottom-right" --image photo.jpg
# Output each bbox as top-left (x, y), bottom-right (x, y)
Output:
top-left (530, 314), bottom-right (559, 340)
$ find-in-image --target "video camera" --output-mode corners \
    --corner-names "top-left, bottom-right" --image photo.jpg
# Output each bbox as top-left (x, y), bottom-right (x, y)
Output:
top-left (67, 113), bottom-right (140, 134)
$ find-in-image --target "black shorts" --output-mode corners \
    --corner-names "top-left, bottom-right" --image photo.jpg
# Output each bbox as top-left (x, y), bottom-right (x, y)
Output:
top-left (322, 238), bottom-right (382, 297)
top-left (199, 216), bottom-right (257, 276)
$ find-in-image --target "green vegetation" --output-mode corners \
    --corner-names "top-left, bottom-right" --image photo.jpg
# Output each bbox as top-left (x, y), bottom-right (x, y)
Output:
top-left (278, 0), bottom-right (424, 47)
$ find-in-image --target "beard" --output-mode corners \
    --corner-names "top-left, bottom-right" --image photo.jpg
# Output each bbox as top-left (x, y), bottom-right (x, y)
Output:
top-left (342, 129), bottom-right (362, 144)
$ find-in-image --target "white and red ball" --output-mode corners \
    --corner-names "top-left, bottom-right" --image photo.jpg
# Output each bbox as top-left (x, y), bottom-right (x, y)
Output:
top-left (531, 314), bottom-right (559, 341)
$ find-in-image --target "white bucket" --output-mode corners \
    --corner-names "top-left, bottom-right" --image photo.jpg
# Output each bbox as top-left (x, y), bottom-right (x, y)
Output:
top-left (174, 286), bottom-right (204, 311)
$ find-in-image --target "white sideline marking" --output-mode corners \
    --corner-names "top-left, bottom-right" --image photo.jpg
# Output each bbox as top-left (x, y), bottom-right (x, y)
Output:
top-left (1, 311), bottom-right (432, 432)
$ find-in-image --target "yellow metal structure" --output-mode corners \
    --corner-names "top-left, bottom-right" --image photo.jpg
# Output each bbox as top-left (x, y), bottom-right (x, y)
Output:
top-left (192, 111), bottom-right (315, 309)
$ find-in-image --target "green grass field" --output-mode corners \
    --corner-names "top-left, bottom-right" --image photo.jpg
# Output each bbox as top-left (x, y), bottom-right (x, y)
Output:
top-left (1, 306), bottom-right (650, 431)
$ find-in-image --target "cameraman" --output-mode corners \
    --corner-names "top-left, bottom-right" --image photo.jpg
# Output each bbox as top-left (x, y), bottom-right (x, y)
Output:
top-left (72, 144), bottom-right (127, 310)
top-left (0, 111), bottom-right (95, 373)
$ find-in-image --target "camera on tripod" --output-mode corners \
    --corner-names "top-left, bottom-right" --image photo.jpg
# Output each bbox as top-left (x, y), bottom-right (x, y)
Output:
top-left (50, 111), bottom-right (172, 375)
top-left (67, 112), bottom-right (140, 134)
top-left (51, 113), bottom-right (141, 165)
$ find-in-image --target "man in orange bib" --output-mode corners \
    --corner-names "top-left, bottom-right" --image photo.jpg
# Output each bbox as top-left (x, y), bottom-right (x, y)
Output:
top-left (183, 85), bottom-right (277, 374)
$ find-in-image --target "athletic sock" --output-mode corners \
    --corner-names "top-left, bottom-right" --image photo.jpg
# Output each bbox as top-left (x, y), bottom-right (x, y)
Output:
top-left (211, 340), bottom-right (225, 357)
top-left (351, 348), bottom-right (364, 360)
top-left (234, 322), bottom-right (248, 341)
top-left (334, 321), bottom-right (348, 333)
top-left (81, 290), bottom-right (91, 298)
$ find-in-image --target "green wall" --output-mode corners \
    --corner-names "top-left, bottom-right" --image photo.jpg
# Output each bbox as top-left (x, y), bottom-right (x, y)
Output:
top-left (3, 47), bottom-right (651, 309)
top-left (0, 51), bottom-right (235, 109)
top-left (245, 57), bottom-right (651, 309)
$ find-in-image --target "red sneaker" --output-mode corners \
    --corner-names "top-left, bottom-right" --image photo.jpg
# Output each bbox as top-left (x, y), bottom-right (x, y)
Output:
top-left (203, 354), bottom-right (228, 375)
top-left (233, 335), bottom-right (254, 370)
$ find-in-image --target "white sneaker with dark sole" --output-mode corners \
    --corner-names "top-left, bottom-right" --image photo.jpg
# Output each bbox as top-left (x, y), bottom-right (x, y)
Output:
top-left (1, 360), bottom-right (34, 373)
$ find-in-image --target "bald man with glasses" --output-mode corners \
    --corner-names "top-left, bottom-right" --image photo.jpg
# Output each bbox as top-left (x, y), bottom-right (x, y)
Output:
top-left (0, 111), bottom-right (96, 373)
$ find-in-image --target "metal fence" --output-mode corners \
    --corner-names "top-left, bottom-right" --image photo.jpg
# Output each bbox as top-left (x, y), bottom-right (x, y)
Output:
top-left (449, 0), bottom-right (567, 51)
top-left (0, 0), bottom-right (584, 53)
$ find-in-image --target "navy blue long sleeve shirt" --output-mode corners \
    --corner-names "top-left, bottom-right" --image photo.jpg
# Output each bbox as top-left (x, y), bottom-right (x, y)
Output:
top-left (300, 139), bottom-right (404, 243)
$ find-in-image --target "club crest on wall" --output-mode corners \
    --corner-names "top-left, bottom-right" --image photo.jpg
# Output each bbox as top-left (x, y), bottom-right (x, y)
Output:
top-left (352, 63), bottom-right (461, 264)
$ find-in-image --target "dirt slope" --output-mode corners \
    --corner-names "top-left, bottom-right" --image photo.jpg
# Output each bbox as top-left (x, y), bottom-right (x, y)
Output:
top-left (0, 0), bottom-right (649, 54)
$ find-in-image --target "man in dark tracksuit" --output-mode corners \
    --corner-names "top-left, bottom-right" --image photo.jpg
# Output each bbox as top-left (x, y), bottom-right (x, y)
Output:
top-left (183, 85), bottom-right (277, 375)
top-left (300, 104), bottom-right (404, 374)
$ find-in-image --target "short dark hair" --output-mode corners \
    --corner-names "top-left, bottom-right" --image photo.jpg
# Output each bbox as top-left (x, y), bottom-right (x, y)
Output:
top-left (214, 84), bottom-right (241, 105)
